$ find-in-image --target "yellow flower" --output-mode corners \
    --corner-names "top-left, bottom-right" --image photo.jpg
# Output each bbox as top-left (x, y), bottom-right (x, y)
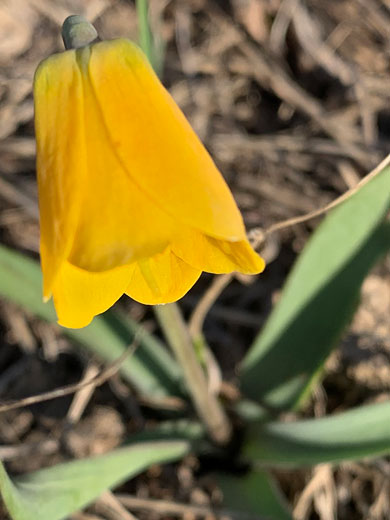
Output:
top-left (34, 38), bottom-right (265, 328)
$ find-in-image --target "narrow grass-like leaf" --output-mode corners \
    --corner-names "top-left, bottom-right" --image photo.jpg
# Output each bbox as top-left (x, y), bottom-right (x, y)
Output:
top-left (127, 419), bottom-right (205, 444)
top-left (0, 244), bottom-right (184, 398)
top-left (245, 401), bottom-right (390, 466)
top-left (136, 0), bottom-right (164, 75)
top-left (218, 468), bottom-right (292, 520)
top-left (0, 440), bottom-right (189, 520)
top-left (241, 167), bottom-right (390, 410)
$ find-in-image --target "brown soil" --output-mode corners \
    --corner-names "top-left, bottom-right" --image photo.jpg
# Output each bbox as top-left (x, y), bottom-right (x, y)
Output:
top-left (0, 1), bottom-right (390, 519)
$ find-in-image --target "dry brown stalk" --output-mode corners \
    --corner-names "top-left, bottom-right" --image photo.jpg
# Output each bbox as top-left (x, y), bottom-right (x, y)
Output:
top-left (0, 334), bottom-right (140, 413)
top-left (116, 493), bottom-right (263, 519)
top-left (189, 153), bottom-right (390, 339)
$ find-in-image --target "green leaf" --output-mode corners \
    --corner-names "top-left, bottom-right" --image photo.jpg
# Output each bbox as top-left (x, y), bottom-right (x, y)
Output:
top-left (136, 0), bottom-right (165, 75)
top-left (0, 244), bottom-right (184, 398)
top-left (0, 440), bottom-right (189, 520)
top-left (245, 401), bottom-right (390, 467)
top-left (218, 468), bottom-right (292, 520)
top-left (241, 167), bottom-right (390, 410)
top-left (126, 419), bottom-right (207, 449)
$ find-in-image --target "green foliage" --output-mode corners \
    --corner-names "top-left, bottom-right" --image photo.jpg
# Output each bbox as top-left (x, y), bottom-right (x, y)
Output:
top-left (218, 468), bottom-right (292, 520)
top-left (1, 4), bottom-right (390, 517)
top-left (1, 165), bottom-right (389, 520)
top-left (246, 401), bottom-right (390, 466)
top-left (0, 440), bottom-right (189, 520)
top-left (136, 0), bottom-right (165, 75)
top-left (0, 244), bottom-right (184, 399)
top-left (241, 167), bottom-right (390, 410)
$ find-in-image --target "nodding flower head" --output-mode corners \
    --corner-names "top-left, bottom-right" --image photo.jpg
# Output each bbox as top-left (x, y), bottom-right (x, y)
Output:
top-left (33, 19), bottom-right (265, 328)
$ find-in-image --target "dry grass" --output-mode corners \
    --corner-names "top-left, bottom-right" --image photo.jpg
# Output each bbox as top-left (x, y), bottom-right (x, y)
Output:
top-left (0, 1), bottom-right (390, 518)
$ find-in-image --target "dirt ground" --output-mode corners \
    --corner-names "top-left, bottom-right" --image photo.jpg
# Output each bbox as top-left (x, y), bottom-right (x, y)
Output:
top-left (0, 0), bottom-right (390, 519)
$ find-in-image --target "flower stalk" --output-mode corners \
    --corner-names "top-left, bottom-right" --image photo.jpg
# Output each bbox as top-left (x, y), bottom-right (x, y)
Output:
top-left (137, 4), bottom-right (232, 446)
top-left (155, 303), bottom-right (232, 445)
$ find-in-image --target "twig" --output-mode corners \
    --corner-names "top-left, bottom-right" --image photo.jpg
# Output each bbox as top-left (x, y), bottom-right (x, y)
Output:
top-left (212, 133), bottom-right (370, 159)
top-left (291, 1), bottom-right (356, 86)
top-left (71, 513), bottom-right (105, 520)
top-left (293, 464), bottom-right (336, 520)
top-left (137, 394), bottom-right (186, 411)
top-left (189, 274), bottom-right (233, 340)
top-left (269, 0), bottom-right (300, 54)
top-left (117, 493), bottom-right (263, 519)
top-left (0, 335), bottom-right (140, 413)
top-left (188, 153), bottom-right (390, 338)
top-left (257, 152), bottom-right (390, 243)
top-left (66, 362), bottom-right (101, 424)
top-left (291, 2), bottom-right (378, 148)
top-left (0, 175), bottom-right (39, 219)
top-left (0, 439), bottom-right (59, 461)
top-left (211, 3), bottom-right (373, 168)
top-left (95, 492), bottom-right (139, 520)
top-left (154, 303), bottom-right (232, 445)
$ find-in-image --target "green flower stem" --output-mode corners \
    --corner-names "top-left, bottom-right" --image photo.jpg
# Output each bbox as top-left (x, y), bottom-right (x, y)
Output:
top-left (154, 303), bottom-right (232, 445)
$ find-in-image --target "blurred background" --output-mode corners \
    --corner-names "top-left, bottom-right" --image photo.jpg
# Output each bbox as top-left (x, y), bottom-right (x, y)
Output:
top-left (0, 0), bottom-right (390, 518)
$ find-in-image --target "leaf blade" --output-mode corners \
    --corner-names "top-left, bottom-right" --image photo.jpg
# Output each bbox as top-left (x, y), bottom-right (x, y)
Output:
top-left (241, 167), bottom-right (390, 409)
top-left (0, 244), bottom-right (184, 398)
top-left (1, 440), bottom-right (189, 520)
top-left (218, 468), bottom-right (292, 520)
top-left (245, 401), bottom-right (390, 467)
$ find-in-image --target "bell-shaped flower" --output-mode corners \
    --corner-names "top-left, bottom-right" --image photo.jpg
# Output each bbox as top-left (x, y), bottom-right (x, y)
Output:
top-left (34, 38), bottom-right (265, 328)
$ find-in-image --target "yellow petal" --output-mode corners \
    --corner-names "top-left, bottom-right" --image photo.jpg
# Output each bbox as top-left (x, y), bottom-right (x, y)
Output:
top-left (52, 260), bottom-right (134, 328)
top-left (35, 37), bottom-right (266, 328)
top-left (88, 39), bottom-right (246, 242)
top-left (67, 47), bottom-right (184, 272)
top-left (173, 231), bottom-right (265, 274)
top-left (126, 247), bottom-right (201, 305)
top-left (34, 50), bottom-right (87, 298)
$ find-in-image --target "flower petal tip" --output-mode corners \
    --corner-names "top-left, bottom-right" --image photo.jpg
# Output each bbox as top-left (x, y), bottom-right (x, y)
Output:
top-left (57, 317), bottom-right (93, 329)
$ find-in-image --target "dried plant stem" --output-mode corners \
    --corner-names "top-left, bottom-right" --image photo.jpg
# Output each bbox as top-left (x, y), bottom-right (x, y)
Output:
top-left (136, 0), bottom-right (154, 67)
top-left (117, 493), bottom-right (262, 519)
top-left (0, 336), bottom-right (140, 413)
top-left (189, 152), bottom-right (390, 338)
top-left (154, 303), bottom-right (232, 445)
top-left (95, 492), bottom-right (139, 520)
top-left (189, 273), bottom-right (233, 341)
top-left (260, 152), bottom-right (390, 241)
